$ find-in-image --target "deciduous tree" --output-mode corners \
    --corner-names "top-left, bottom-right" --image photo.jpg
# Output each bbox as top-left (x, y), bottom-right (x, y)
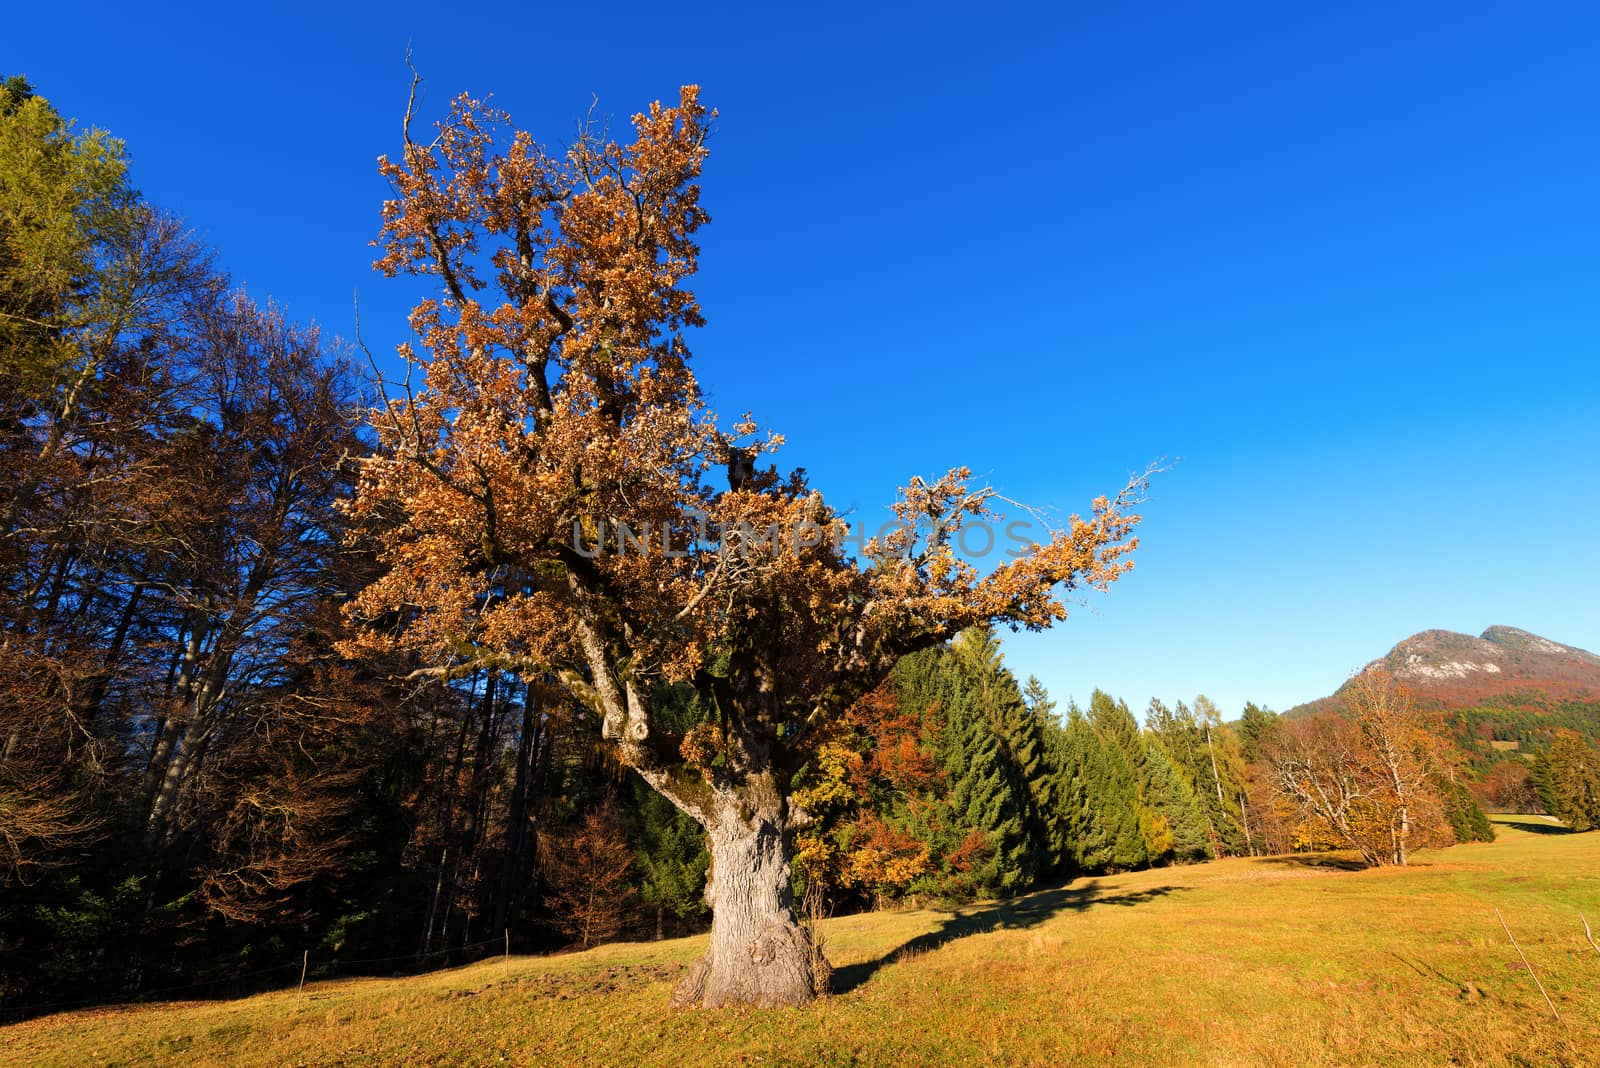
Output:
top-left (544, 804), bottom-right (636, 948)
top-left (342, 81), bottom-right (1146, 1007)
top-left (1265, 673), bottom-right (1453, 865)
top-left (1480, 759), bottom-right (1540, 814)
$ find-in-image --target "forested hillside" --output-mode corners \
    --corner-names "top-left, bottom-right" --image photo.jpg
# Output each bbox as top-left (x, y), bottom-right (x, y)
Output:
top-left (1286, 626), bottom-right (1600, 819)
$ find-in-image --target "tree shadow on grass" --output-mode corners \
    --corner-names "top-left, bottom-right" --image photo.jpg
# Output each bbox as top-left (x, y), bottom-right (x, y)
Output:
top-left (1494, 819), bottom-right (1576, 836)
top-left (1258, 853), bottom-right (1369, 872)
top-left (830, 879), bottom-right (1187, 995)
top-left (1391, 951), bottom-right (1471, 997)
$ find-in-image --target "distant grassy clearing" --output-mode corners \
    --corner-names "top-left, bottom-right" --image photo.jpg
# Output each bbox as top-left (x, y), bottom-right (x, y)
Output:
top-left (5, 816), bottom-right (1597, 1067)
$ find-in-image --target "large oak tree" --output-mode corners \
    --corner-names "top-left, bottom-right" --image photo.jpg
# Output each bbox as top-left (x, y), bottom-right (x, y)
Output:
top-left (343, 82), bottom-right (1145, 1007)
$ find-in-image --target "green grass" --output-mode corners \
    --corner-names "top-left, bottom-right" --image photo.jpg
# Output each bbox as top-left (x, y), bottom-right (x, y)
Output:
top-left (5, 816), bottom-right (1598, 1066)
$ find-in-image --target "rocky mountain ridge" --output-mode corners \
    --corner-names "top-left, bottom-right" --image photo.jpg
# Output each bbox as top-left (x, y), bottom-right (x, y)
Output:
top-left (1358, 625), bottom-right (1600, 705)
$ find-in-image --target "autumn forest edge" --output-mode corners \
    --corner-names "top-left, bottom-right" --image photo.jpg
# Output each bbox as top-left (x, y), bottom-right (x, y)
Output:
top-left (3, 74), bottom-right (1599, 1015)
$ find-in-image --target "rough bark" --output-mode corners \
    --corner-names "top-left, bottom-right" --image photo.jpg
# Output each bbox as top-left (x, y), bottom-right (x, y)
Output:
top-left (670, 795), bottom-right (821, 1009)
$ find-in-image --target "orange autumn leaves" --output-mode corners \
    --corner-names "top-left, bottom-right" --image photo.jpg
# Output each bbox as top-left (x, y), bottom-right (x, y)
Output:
top-left (342, 82), bottom-right (1144, 807)
top-left (794, 688), bottom-right (943, 902)
top-left (1265, 673), bottom-right (1454, 866)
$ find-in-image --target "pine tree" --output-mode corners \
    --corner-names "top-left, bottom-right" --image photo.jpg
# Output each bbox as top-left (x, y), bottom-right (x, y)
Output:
top-left (1433, 772), bottom-right (1494, 844)
top-left (1084, 692), bottom-right (1151, 870)
top-left (1055, 706), bottom-right (1109, 871)
top-left (1090, 690), bottom-right (1149, 788)
top-left (937, 669), bottom-right (1033, 895)
top-left (631, 782), bottom-right (709, 940)
top-left (952, 628), bottom-right (1051, 874)
top-left (895, 642), bottom-right (1033, 896)
top-left (1057, 703), bottom-right (1147, 872)
top-left (1148, 697), bottom-right (1249, 856)
top-left (1023, 676), bottom-right (1073, 875)
top-left (1237, 702), bottom-right (1279, 764)
top-left (1022, 676), bottom-right (1055, 721)
top-left (1532, 731), bottom-right (1600, 832)
top-left (1141, 743), bottom-right (1211, 861)
top-left (1088, 690), bottom-right (1167, 861)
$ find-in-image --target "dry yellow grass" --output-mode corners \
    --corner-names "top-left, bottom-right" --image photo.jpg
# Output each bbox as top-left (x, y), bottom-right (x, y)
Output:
top-left (4, 816), bottom-right (1597, 1067)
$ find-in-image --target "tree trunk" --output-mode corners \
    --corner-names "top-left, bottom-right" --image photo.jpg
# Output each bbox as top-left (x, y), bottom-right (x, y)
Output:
top-left (146, 713), bottom-right (208, 838)
top-left (1238, 791), bottom-right (1255, 856)
top-left (493, 683), bottom-right (538, 937)
top-left (671, 804), bottom-right (820, 1009)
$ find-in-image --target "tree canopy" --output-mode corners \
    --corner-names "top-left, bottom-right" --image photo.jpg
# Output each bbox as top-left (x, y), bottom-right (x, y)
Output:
top-left (340, 82), bottom-right (1146, 1007)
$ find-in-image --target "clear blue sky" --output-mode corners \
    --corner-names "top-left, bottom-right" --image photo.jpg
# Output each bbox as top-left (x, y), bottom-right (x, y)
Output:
top-left (10, 3), bottom-right (1598, 718)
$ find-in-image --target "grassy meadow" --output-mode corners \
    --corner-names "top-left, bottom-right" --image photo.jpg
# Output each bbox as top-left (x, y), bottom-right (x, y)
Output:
top-left (5, 816), bottom-right (1597, 1067)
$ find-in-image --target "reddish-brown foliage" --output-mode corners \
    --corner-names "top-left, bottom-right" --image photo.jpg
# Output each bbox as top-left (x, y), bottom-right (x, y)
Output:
top-left (543, 805), bottom-right (637, 949)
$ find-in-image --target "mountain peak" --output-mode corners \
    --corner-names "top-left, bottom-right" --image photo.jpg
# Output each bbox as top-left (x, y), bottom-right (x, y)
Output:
top-left (1480, 625), bottom-right (1599, 660)
top-left (1357, 625), bottom-right (1600, 704)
